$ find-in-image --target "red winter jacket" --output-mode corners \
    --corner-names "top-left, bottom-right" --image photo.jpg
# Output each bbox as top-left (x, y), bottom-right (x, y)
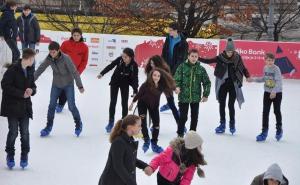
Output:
top-left (60, 39), bottom-right (89, 74)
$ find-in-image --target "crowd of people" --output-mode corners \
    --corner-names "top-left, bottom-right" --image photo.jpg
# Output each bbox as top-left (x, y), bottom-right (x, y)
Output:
top-left (0, 1), bottom-right (288, 185)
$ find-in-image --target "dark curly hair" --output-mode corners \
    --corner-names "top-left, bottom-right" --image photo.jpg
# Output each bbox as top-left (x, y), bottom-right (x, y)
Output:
top-left (145, 68), bottom-right (175, 96)
top-left (144, 55), bottom-right (170, 74)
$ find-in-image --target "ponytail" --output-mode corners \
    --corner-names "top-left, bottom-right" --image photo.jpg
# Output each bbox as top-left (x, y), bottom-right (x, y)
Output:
top-left (109, 114), bottom-right (141, 143)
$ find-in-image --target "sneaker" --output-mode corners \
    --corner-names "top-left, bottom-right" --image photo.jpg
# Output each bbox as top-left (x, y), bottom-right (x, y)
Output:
top-left (6, 155), bottom-right (15, 169)
top-left (151, 141), bottom-right (164, 154)
top-left (256, 130), bottom-right (268, 142)
top-left (20, 154), bottom-right (28, 169)
top-left (40, 125), bottom-right (53, 137)
top-left (215, 121), bottom-right (226, 134)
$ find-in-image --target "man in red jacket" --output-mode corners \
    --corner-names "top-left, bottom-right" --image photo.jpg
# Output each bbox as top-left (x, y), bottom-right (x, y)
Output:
top-left (56, 27), bottom-right (89, 113)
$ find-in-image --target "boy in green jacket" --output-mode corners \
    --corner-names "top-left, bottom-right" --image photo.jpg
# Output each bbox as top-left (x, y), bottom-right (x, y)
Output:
top-left (175, 49), bottom-right (211, 137)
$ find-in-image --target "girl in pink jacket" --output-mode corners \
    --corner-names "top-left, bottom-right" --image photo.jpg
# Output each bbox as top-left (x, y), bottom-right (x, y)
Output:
top-left (149, 131), bottom-right (207, 185)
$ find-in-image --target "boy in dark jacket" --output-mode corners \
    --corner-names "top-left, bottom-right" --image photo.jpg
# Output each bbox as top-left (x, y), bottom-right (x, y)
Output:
top-left (175, 49), bottom-right (211, 137)
top-left (1, 48), bottom-right (36, 169)
top-left (97, 48), bottom-right (138, 133)
top-left (160, 22), bottom-right (188, 113)
top-left (34, 41), bottom-right (85, 137)
top-left (0, 1), bottom-right (20, 63)
top-left (16, 4), bottom-right (40, 50)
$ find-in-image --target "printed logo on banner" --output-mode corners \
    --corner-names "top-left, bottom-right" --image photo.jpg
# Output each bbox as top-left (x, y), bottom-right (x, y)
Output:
top-left (89, 45), bottom-right (99, 49)
top-left (91, 38), bottom-right (100, 43)
top-left (61, 37), bottom-right (69, 41)
top-left (92, 51), bottom-right (99, 55)
top-left (109, 52), bottom-right (114, 57)
top-left (107, 46), bottom-right (116, 49)
top-left (121, 40), bottom-right (128, 43)
top-left (108, 39), bottom-right (116, 43)
top-left (92, 58), bottom-right (99, 61)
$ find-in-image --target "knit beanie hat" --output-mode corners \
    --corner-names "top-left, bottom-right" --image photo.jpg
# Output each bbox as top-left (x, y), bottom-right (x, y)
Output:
top-left (225, 38), bottom-right (235, 51)
top-left (184, 131), bottom-right (203, 149)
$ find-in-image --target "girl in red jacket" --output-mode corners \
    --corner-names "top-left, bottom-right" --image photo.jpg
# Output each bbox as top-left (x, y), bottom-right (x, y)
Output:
top-left (149, 131), bottom-right (207, 185)
top-left (56, 27), bottom-right (89, 113)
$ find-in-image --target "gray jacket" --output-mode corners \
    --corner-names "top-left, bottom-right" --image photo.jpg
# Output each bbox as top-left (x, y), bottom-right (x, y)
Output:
top-left (254, 65), bottom-right (282, 93)
top-left (34, 52), bottom-right (83, 89)
top-left (251, 164), bottom-right (289, 185)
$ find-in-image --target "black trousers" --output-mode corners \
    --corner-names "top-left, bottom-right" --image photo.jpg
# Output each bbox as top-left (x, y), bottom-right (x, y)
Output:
top-left (157, 172), bottom-right (179, 185)
top-left (262, 92), bottom-right (282, 132)
top-left (218, 78), bottom-right (236, 123)
top-left (5, 38), bottom-right (20, 63)
top-left (109, 85), bottom-right (129, 121)
top-left (138, 101), bottom-right (160, 143)
top-left (177, 102), bottom-right (200, 136)
top-left (58, 91), bottom-right (67, 107)
top-left (166, 95), bottom-right (180, 123)
top-left (5, 116), bottom-right (30, 156)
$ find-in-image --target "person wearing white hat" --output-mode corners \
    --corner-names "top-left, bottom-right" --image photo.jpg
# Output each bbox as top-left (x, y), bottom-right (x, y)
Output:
top-left (148, 131), bottom-right (207, 185)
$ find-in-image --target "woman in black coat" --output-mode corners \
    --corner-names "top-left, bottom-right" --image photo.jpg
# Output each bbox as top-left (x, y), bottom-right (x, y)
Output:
top-left (99, 115), bottom-right (152, 185)
top-left (97, 48), bottom-right (139, 133)
top-left (199, 38), bottom-right (250, 135)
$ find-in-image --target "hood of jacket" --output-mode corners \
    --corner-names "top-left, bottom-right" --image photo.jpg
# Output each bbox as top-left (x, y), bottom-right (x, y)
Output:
top-left (263, 164), bottom-right (286, 184)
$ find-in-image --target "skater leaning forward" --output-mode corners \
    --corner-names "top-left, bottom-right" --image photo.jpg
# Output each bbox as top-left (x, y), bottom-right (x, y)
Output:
top-left (199, 38), bottom-right (251, 135)
top-left (129, 68), bottom-right (176, 154)
top-left (1, 48), bottom-right (36, 169)
top-left (148, 131), bottom-right (207, 185)
top-left (34, 41), bottom-right (85, 137)
top-left (249, 53), bottom-right (283, 142)
top-left (97, 48), bottom-right (139, 133)
top-left (174, 49), bottom-right (211, 137)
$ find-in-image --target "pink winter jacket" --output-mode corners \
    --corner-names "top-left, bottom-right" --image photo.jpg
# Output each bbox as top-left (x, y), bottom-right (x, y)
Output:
top-left (149, 139), bottom-right (196, 185)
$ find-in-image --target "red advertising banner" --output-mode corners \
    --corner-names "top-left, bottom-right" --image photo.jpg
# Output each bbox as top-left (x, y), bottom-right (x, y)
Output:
top-left (219, 40), bottom-right (300, 79)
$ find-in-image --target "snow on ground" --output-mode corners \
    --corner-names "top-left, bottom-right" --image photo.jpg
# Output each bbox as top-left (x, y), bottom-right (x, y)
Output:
top-left (0, 63), bottom-right (299, 185)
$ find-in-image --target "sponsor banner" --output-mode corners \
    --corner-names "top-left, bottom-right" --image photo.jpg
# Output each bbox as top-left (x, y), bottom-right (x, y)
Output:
top-left (220, 40), bottom-right (300, 79)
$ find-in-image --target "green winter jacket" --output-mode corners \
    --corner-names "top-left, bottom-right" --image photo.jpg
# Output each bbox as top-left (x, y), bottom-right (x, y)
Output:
top-left (175, 60), bottom-right (211, 103)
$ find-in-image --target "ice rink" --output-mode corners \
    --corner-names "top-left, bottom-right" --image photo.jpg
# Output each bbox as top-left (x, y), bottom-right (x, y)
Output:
top-left (0, 64), bottom-right (299, 185)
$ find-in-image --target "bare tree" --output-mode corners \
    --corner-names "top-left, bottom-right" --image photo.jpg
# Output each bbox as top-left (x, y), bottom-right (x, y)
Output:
top-left (95, 0), bottom-right (229, 38)
top-left (223, 0), bottom-right (300, 41)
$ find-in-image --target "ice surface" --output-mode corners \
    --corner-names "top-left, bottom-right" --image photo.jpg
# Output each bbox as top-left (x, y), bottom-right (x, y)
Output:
top-left (0, 63), bottom-right (299, 185)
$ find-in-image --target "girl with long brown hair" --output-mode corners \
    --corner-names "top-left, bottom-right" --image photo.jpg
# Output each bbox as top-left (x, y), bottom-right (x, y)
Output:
top-left (99, 114), bottom-right (152, 185)
top-left (129, 68), bottom-right (176, 154)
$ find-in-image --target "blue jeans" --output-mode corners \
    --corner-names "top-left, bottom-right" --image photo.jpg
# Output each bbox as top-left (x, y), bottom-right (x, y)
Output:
top-left (21, 42), bottom-right (36, 50)
top-left (5, 116), bottom-right (30, 156)
top-left (47, 84), bottom-right (82, 127)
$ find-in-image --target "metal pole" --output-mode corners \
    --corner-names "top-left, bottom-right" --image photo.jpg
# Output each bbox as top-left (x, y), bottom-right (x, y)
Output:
top-left (267, 0), bottom-right (275, 41)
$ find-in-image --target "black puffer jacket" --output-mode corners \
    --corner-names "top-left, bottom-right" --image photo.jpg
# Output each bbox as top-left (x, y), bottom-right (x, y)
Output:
top-left (1, 61), bottom-right (36, 119)
top-left (100, 56), bottom-right (139, 93)
top-left (16, 13), bottom-right (40, 43)
top-left (0, 5), bottom-right (18, 40)
top-left (99, 132), bottom-right (148, 185)
top-left (162, 33), bottom-right (189, 75)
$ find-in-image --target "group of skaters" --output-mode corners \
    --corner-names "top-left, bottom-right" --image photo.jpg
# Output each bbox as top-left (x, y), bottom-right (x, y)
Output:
top-left (0, 1), bottom-right (288, 185)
